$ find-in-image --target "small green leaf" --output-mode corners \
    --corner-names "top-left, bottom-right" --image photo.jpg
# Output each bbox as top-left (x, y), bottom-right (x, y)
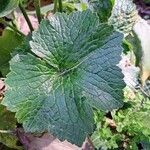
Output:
top-left (0, 0), bottom-right (19, 18)
top-left (0, 105), bottom-right (16, 130)
top-left (0, 104), bottom-right (22, 149)
top-left (109, 0), bottom-right (139, 35)
top-left (89, 0), bottom-right (113, 22)
top-left (2, 10), bottom-right (125, 145)
top-left (0, 29), bottom-right (23, 76)
top-left (126, 32), bottom-right (142, 66)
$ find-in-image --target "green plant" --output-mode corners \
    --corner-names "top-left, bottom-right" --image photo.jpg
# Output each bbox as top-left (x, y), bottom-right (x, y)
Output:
top-left (0, 0), bottom-right (150, 149)
top-left (92, 88), bottom-right (150, 150)
top-left (2, 9), bottom-right (125, 146)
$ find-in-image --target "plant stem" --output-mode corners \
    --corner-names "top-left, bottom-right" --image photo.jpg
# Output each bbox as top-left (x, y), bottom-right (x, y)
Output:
top-left (0, 130), bottom-right (13, 134)
top-left (58, 0), bottom-right (63, 12)
top-left (0, 18), bottom-right (25, 36)
top-left (11, 11), bottom-right (18, 28)
top-left (54, 0), bottom-right (58, 13)
top-left (34, 0), bottom-right (42, 23)
top-left (19, 3), bottom-right (34, 32)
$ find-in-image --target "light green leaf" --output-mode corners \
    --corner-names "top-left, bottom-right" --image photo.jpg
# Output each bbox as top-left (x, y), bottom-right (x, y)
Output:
top-left (0, 0), bottom-right (19, 18)
top-left (109, 0), bottom-right (139, 35)
top-left (126, 32), bottom-right (142, 66)
top-left (88, 0), bottom-right (113, 22)
top-left (0, 105), bottom-right (16, 130)
top-left (0, 104), bottom-right (22, 149)
top-left (0, 131), bottom-right (23, 150)
top-left (0, 29), bottom-right (24, 76)
top-left (2, 10), bottom-right (125, 145)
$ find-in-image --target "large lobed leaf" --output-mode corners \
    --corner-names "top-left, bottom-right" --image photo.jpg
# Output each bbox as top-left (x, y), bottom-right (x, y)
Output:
top-left (2, 10), bottom-right (125, 146)
top-left (0, 0), bottom-right (19, 18)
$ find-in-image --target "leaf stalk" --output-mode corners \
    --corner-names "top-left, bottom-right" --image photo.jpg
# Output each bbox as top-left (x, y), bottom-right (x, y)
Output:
top-left (34, 0), bottom-right (42, 23)
top-left (58, 0), bottom-right (63, 12)
top-left (19, 3), bottom-right (34, 32)
top-left (54, 0), bottom-right (58, 13)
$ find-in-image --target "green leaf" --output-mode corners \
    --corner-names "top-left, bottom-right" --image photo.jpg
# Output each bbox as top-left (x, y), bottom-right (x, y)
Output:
top-left (141, 141), bottom-right (150, 150)
top-left (0, 130), bottom-right (22, 150)
top-left (0, 0), bottom-right (19, 18)
top-left (2, 10), bottom-right (125, 146)
top-left (126, 32), bottom-right (142, 66)
top-left (0, 104), bottom-right (22, 149)
top-left (109, 0), bottom-right (139, 35)
top-left (88, 0), bottom-right (113, 22)
top-left (0, 105), bottom-right (16, 130)
top-left (0, 29), bottom-right (24, 76)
